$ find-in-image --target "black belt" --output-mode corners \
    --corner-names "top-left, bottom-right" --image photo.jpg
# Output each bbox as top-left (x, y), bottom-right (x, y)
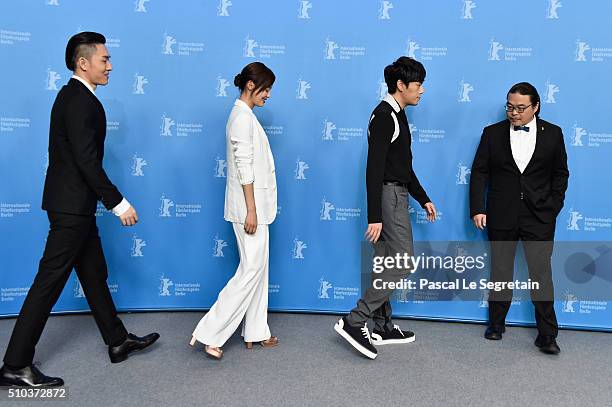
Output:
top-left (383, 181), bottom-right (409, 188)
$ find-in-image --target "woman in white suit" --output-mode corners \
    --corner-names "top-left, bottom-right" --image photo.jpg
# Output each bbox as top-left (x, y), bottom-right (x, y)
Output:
top-left (190, 62), bottom-right (278, 359)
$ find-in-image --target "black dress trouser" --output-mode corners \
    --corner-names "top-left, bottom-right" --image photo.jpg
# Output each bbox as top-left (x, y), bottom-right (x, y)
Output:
top-left (487, 200), bottom-right (558, 337)
top-left (3, 211), bottom-right (127, 368)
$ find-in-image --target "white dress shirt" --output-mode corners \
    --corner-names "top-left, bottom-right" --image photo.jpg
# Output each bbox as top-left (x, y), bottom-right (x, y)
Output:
top-left (509, 116), bottom-right (537, 173)
top-left (71, 74), bottom-right (130, 217)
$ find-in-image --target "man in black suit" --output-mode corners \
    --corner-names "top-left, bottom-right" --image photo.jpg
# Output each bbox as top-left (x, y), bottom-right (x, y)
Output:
top-left (0, 32), bottom-right (159, 387)
top-left (470, 82), bottom-right (569, 354)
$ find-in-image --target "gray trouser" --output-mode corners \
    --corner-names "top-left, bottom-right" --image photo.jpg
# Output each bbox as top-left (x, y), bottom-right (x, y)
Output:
top-left (346, 185), bottom-right (414, 331)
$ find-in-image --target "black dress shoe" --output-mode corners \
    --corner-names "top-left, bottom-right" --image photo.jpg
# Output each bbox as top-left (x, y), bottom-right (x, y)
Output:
top-left (108, 332), bottom-right (160, 363)
top-left (534, 335), bottom-right (560, 355)
top-left (484, 326), bottom-right (505, 340)
top-left (0, 365), bottom-right (64, 387)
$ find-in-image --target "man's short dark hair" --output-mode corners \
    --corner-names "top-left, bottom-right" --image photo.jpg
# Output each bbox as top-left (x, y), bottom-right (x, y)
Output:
top-left (507, 82), bottom-right (541, 116)
top-left (65, 32), bottom-right (106, 71)
top-left (384, 57), bottom-right (426, 94)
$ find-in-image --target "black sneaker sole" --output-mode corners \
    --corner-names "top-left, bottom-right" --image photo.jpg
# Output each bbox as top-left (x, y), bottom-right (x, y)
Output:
top-left (334, 319), bottom-right (377, 359)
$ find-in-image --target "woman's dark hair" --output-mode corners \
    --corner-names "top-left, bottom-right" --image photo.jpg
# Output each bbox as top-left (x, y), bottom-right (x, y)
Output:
top-left (384, 56), bottom-right (426, 94)
top-left (507, 82), bottom-right (541, 116)
top-left (65, 31), bottom-right (106, 71)
top-left (234, 62), bottom-right (275, 94)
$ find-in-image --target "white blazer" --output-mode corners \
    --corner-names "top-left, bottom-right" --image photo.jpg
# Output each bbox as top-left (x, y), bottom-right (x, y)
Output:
top-left (224, 99), bottom-right (277, 225)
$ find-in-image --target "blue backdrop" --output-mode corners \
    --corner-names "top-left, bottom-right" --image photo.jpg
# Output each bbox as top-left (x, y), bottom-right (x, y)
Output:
top-left (1, 0), bottom-right (611, 331)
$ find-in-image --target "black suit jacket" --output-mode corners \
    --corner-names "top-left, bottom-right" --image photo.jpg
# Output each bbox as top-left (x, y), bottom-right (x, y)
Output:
top-left (469, 118), bottom-right (569, 229)
top-left (42, 78), bottom-right (123, 216)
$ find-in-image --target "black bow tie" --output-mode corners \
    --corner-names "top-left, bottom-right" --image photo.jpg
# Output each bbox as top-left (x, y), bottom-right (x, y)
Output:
top-left (513, 125), bottom-right (529, 132)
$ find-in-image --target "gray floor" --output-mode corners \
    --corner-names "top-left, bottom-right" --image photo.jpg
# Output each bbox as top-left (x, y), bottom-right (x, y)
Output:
top-left (0, 312), bottom-right (610, 407)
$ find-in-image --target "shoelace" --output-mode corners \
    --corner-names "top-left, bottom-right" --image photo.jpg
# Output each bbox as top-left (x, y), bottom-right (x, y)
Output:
top-left (393, 324), bottom-right (405, 337)
top-left (361, 323), bottom-right (373, 344)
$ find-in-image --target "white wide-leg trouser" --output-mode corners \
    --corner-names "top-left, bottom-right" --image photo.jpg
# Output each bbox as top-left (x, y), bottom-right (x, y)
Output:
top-left (192, 223), bottom-right (271, 347)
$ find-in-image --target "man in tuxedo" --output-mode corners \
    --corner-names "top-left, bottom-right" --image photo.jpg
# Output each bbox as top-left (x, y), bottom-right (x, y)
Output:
top-left (470, 82), bottom-right (569, 354)
top-left (0, 32), bottom-right (159, 387)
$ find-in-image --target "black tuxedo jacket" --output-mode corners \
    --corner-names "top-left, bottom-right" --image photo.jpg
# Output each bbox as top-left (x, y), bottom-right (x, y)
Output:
top-left (42, 78), bottom-right (123, 216)
top-left (469, 118), bottom-right (569, 229)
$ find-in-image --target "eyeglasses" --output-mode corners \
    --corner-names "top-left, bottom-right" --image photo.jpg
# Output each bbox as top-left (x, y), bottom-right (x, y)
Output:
top-left (505, 103), bottom-right (532, 113)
